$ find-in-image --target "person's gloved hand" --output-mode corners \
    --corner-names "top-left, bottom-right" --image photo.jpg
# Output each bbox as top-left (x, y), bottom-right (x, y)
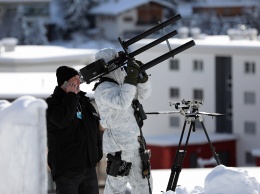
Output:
top-left (124, 59), bottom-right (140, 86)
top-left (132, 60), bottom-right (148, 83)
top-left (138, 71), bottom-right (149, 83)
top-left (135, 60), bottom-right (144, 66)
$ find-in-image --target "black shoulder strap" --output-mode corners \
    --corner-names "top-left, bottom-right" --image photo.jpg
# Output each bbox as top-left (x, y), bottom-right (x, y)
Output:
top-left (93, 77), bottom-right (118, 91)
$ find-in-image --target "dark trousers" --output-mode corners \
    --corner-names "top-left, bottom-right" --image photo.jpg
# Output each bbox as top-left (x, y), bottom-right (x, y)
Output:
top-left (54, 168), bottom-right (99, 194)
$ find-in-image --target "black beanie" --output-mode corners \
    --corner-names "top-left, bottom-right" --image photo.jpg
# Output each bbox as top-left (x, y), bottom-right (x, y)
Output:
top-left (56, 66), bottom-right (79, 86)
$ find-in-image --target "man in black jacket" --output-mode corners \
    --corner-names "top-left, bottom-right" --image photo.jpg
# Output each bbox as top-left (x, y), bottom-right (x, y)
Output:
top-left (46, 66), bottom-right (103, 194)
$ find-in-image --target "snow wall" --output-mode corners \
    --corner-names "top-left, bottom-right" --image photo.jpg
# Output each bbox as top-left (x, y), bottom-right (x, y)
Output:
top-left (0, 96), bottom-right (47, 194)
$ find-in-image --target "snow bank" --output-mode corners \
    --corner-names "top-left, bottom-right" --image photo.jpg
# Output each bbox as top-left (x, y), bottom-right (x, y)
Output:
top-left (0, 96), bottom-right (48, 194)
top-left (204, 165), bottom-right (260, 194)
top-left (162, 165), bottom-right (260, 194)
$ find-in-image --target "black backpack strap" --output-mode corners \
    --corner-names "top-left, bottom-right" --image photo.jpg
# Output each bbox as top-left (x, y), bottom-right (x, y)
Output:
top-left (93, 77), bottom-right (118, 91)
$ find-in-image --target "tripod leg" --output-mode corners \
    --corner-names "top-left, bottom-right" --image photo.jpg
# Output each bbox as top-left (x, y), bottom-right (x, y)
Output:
top-left (200, 120), bottom-right (221, 165)
top-left (166, 121), bottom-right (193, 191)
top-left (166, 120), bottom-right (186, 191)
top-left (147, 177), bottom-right (152, 194)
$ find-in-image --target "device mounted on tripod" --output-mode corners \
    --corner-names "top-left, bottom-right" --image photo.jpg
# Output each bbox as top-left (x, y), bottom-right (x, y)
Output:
top-left (146, 99), bottom-right (224, 192)
top-left (79, 14), bottom-right (196, 84)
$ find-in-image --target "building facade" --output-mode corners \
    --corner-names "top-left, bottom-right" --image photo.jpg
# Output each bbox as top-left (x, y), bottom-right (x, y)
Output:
top-left (132, 35), bottom-right (260, 167)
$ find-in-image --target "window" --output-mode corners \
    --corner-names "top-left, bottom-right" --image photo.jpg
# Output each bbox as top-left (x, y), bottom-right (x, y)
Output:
top-left (170, 116), bottom-right (180, 127)
top-left (193, 89), bottom-right (203, 100)
top-left (169, 59), bottom-right (179, 70)
top-left (124, 17), bottom-right (133, 22)
top-left (7, 7), bottom-right (16, 14)
top-left (193, 60), bottom-right (203, 71)
top-left (245, 62), bottom-right (255, 74)
top-left (244, 92), bottom-right (255, 104)
top-left (170, 88), bottom-right (179, 98)
top-left (137, 4), bottom-right (161, 24)
top-left (244, 121), bottom-right (256, 135)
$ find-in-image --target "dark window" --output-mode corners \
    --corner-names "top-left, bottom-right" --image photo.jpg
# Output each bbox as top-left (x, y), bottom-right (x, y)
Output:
top-left (169, 59), bottom-right (179, 70)
top-left (245, 62), bottom-right (255, 74)
top-left (193, 89), bottom-right (203, 100)
top-left (193, 60), bottom-right (203, 71)
top-left (23, 4), bottom-right (49, 16)
top-left (244, 92), bottom-right (255, 104)
top-left (170, 88), bottom-right (179, 98)
top-left (124, 17), bottom-right (133, 22)
top-left (244, 121), bottom-right (256, 135)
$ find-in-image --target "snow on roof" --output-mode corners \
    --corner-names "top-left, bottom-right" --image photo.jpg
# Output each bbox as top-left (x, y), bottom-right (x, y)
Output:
top-left (135, 35), bottom-right (260, 56)
top-left (146, 131), bottom-right (238, 146)
top-left (184, 35), bottom-right (260, 47)
top-left (0, 72), bottom-right (95, 99)
top-left (0, 45), bottom-right (97, 65)
top-left (90, 0), bottom-right (173, 16)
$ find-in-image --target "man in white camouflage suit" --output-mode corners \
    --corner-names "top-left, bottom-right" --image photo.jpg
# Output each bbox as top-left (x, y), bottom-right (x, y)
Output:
top-left (94, 48), bottom-right (153, 194)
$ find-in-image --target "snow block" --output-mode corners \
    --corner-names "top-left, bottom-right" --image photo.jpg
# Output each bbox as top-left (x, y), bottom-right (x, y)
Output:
top-left (0, 96), bottom-right (48, 194)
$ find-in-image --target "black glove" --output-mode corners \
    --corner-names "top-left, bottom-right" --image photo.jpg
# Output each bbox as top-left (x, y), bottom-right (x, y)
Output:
top-left (138, 71), bottom-right (149, 83)
top-left (134, 60), bottom-right (148, 83)
top-left (124, 59), bottom-right (140, 86)
top-left (135, 60), bottom-right (144, 66)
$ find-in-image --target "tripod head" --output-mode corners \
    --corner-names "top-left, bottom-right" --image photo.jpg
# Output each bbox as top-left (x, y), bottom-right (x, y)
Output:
top-left (165, 99), bottom-right (223, 192)
top-left (168, 99), bottom-right (224, 119)
top-left (170, 99), bottom-right (203, 117)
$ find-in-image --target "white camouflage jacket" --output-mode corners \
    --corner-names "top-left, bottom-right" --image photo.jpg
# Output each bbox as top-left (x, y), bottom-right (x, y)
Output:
top-left (94, 67), bottom-right (152, 154)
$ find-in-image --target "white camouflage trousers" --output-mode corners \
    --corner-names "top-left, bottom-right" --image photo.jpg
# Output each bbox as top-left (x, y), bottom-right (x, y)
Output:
top-left (104, 149), bottom-right (153, 194)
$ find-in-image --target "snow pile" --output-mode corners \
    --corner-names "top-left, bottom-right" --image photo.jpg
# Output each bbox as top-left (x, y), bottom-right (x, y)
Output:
top-left (0, 96), bottom-right (48, 194)
top-left (204, 165), bottom-right (260, 194)
top-left (163, 165), bottom-right (260, 194)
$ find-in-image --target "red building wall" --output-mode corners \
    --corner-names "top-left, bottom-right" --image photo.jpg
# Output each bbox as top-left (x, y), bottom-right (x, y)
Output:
top-left (147, 140), bottom-right (236, 169)
top-left (255, 157), bottom-right (260, 166)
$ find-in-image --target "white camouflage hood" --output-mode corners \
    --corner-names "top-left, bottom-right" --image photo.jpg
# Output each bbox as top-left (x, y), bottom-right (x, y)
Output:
top-left (95, 48), bottom-right (127, 85)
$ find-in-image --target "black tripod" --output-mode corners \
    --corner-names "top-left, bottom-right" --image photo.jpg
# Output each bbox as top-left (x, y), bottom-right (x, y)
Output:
top-left (166, 102), bottom-right (222, 192)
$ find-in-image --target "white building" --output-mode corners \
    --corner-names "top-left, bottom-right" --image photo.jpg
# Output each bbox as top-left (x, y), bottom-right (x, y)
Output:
top-left (131, 34), bottom-right (260, 167)
top-left (90, 0), bottom-right (174, 40)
